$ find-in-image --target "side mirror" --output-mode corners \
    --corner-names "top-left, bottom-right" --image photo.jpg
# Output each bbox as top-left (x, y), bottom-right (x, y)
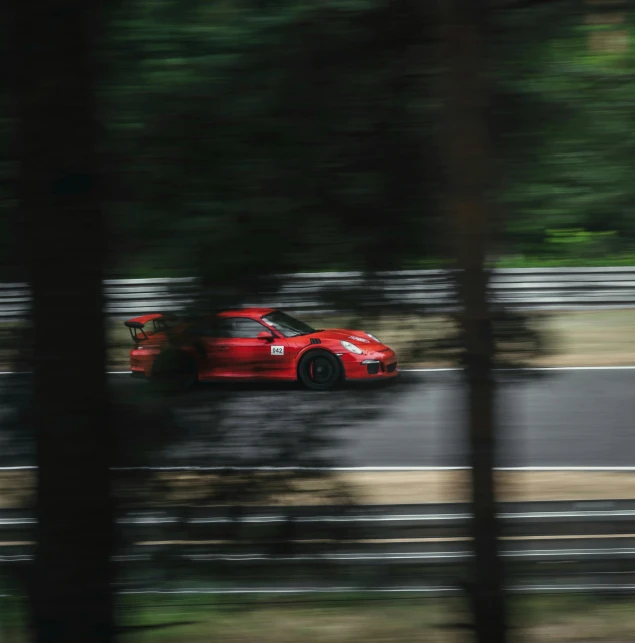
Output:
top-left (257, 331), bottom-right (274, 342)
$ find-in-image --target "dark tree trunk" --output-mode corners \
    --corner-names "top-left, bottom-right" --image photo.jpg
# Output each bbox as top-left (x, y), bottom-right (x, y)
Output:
top-left (439, 1), bottom-right (508, 642)
top-left (10, 1), bottom-right (114, 641)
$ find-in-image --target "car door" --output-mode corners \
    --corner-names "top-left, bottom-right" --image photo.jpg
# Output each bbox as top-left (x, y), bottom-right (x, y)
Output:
top-left (184, 318), bottom-right (233, 379)
top-left (220, 317), bottom-right (289, 378)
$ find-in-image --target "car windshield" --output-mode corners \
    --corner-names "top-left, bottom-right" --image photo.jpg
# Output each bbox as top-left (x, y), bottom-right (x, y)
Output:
top-left (262, 311), bottom-right (316, 338)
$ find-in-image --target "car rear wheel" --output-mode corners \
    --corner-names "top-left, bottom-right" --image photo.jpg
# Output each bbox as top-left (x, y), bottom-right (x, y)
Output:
top-left (297, 350), bottom-right (342, 391)
top-left (150, 349), bottom-right (198, 394)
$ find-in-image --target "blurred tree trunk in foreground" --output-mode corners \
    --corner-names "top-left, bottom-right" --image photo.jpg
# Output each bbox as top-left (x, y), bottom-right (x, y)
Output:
top-left (439, 1), bottom-right (508, 642)
top-left (11, 0), bottom-right (114, 641)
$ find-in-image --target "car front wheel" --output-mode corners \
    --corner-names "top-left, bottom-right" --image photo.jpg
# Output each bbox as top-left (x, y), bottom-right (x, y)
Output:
top-left (297, 350), bottom-right (342, 391)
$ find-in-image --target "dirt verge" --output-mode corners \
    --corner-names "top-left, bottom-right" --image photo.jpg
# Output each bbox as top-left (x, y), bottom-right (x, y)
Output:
top-left (3, 470), bottom-right (635, 508)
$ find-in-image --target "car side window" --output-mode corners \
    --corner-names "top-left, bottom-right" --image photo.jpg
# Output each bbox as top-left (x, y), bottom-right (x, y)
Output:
top-left (217, 319), bottom-right (235, 338)
top-left (227, 318), bottom-right (271, 339)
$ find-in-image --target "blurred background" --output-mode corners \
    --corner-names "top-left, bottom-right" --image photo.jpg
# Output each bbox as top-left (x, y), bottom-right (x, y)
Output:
top-left (2, 0), bottom-right (635, 641)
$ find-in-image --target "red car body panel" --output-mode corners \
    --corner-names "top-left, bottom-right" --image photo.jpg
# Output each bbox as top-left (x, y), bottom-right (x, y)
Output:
top-left (125, 308), bottom-right (399, 383)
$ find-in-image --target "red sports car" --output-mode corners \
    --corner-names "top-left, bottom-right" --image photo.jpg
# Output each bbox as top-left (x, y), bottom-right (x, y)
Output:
top-left (124, 308), bottom-right (398, 391)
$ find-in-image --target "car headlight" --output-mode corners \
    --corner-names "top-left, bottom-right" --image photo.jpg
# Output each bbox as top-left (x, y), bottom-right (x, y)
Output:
top-left (365, 332), bottom-right (381, 343)
top-left (340, 340), bottom-right (363, 355)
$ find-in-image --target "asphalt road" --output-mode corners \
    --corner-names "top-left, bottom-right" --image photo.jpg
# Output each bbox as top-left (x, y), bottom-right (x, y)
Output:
top-left (330, 368), bottom-right (635, 468)
top-left (1, 369), bottom-right (634, 468)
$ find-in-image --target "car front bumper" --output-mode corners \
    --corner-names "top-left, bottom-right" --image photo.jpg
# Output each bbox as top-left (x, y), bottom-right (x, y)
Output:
top-left (339, 349), bottom-right (399, 381)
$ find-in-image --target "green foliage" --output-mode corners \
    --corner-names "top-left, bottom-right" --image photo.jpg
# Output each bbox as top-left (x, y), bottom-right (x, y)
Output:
top-left (493, 2), bottom-right (635, 260)
top-left (3, 0), bottom-right (635, 283)
top-left (495, 252), bottom-right (635, 269)
top-left (97, 0), bottom-right (635, 279)
top-left (100, 0), bottom-right (439, 289)
top-left (545, 228), bottom-right (618, 258)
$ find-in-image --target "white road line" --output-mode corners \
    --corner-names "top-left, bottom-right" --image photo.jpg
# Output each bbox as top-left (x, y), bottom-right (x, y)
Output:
top-left (108, 466), bottom-right (635, 472)
top-left (105, 465), bottom-right (635, 472)
top-left (5, 465), bottom-right (635, 472)
top-left (401, 368), bottom-right (460, 372)
top-left (0, 365), bottom-right (635, 375)
top-left (402, 366), bottom-right (635, 372)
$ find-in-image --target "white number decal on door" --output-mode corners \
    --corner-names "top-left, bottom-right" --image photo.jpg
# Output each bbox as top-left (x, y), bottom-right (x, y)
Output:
top-left (271, 345), bottom-right (284, 356)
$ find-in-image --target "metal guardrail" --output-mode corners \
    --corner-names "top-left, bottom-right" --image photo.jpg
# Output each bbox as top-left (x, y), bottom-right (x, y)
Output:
top-left (1, 267), bottom-right (635, 320)
top-left (0, 277), bottom-right (199, 320)
top-left (2, 499), bottom-right (634, 548)
top-left (2, 500), bottom-right (635, 596)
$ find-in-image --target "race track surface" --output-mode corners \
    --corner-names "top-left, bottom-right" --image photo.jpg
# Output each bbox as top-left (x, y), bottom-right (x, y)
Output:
top-left (1, 369), bottom-right (634, 468)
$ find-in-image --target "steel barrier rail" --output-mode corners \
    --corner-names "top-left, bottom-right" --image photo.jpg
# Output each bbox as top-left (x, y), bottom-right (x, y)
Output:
top-left (4, 536), bottom-right (635, 598)
top-left (1, 267), bottom-right (635, 320)
top-left (112, 581), bottom-right (635, 596)
top-left (3, 499), bottom-right (635, 542)
top-left (3, 500), bottom-right (635, 598)
top-left (5, 543), bottom-right (635, 564)
top-left (5, 580), bottom-right (635, 597)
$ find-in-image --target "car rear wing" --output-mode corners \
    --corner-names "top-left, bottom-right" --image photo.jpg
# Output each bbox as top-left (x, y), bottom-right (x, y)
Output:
top-left (123, 313), bottom-right (176, 343)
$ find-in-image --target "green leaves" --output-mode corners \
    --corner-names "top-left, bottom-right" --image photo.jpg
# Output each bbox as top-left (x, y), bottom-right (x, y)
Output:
top-left (99, 0), bottom-right (434, 282)
top-left (492, 4), bottom-right (635, 258)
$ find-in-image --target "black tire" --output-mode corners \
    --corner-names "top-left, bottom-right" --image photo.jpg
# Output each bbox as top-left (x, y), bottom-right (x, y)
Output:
top-left (297, 350), bottom-right (342, 391)
top-left (150, 349), bottom-right (198, 394)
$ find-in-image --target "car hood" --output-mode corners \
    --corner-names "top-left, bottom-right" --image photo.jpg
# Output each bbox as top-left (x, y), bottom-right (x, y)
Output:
top-left (310, 329), bottom-right (390, 352)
